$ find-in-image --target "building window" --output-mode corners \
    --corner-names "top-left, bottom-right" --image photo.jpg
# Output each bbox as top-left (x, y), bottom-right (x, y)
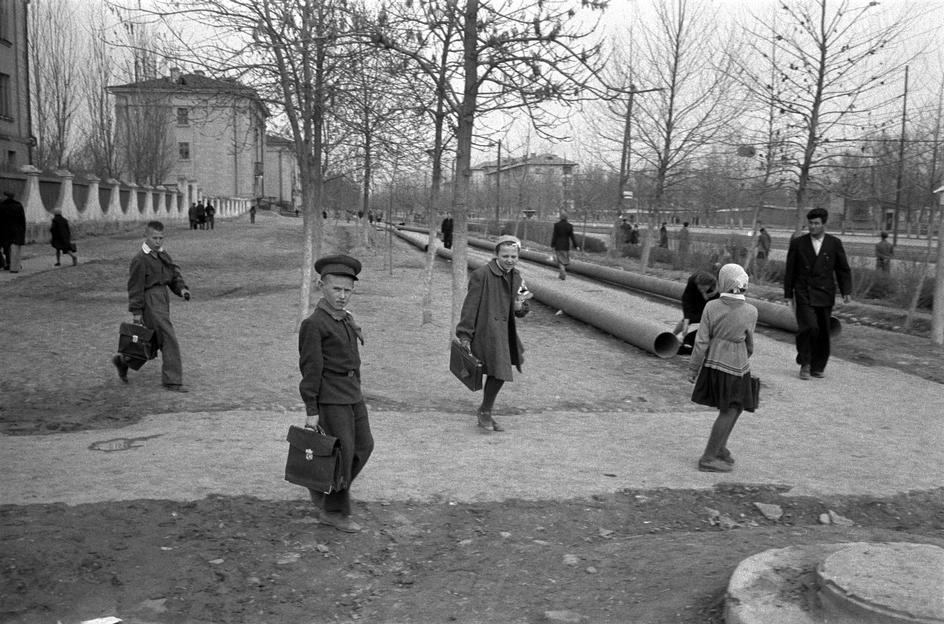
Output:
top-left (0, 3), bottom-right (10, 43)
top-left (0, 74), bottom-right (11, 118)
top-left (178, 142), bottom-right (190, 160)
top-left (176, 108), bottom-right (189, 125)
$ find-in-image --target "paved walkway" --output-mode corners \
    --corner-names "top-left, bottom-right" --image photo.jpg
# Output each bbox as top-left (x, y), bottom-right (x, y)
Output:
top-left (1, 217), bottom-right (941, 507)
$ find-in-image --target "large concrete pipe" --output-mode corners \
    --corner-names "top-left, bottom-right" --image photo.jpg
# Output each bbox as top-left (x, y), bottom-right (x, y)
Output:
top-left (457, 232), bottom-right (841, 338)
top-left (392, 228), bottom-right (680, 358)
top-left (526, 283), bottom-right (681, 358)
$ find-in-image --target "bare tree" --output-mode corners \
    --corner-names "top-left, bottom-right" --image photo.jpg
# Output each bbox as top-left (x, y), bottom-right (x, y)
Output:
top-left (739, 0), bottom-right (921, 231)
top-left (74, 13), bottom-right (122, 180)
top-left (374, 0), bottom-right (607, 328)
top-left (604, 0), bottom-right (744, 271)
top-left (29, 0), bottom-right (82, 170)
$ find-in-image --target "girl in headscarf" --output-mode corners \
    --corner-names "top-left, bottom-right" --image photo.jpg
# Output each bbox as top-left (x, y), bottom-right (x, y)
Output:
top-left (688, 263), bottom-right (758, 472)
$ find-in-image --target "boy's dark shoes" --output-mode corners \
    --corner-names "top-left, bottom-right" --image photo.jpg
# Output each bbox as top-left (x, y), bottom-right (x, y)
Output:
top-left (698, 457), bottom-right (733, 473)
top-left (162, 384), bottom-right (189, 393)
top-left (717, 449), bottom-right (735, 465)
top-left (490, 418), bottom-right (505, 432)
top-left (799, 365), bottom-right (811, 380)
top-left (811, 370), bottom-right (825, 378)
top-left (318, 510), bottom-right (361, 533)
top-left (476, 409), bottom-right (494, 432)
top-left (112, 355), bottom-right (128, 383)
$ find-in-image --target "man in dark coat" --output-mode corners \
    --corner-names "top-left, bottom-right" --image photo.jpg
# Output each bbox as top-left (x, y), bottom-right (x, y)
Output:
top-left (659, 222), bottom-right (669, 248)
top-left (550, 211), bottom-right (579, 280)
top-left (784, 208), bottom-right (852, 380)
top-left (440, 212), bottom-right (454, 249)
top-left (205, 201), bottom-right (215, 230)
top-left (0, 191), bottom-right (26, 272)
top-left (298, 254), bottom-right (373, 533)
top-left (188, 203), bottom-right (198, 230)
top-left (112, 221), bottom-right (191, 391)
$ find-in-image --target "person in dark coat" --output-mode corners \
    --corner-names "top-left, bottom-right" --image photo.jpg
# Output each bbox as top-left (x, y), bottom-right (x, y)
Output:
top-left (112, 221), bottom-right (191, 391)
top-left (875, 231), bottom-right (893, 272)
top-left (659, 222), bottom-right (669, 248)
top-left (456, 235), bottom-right (532, 432)
top-left (550, 211), bottom-right (579, 280)
top-left (674, 271), bottom-right (718, 354)
top-left (298, 254), bottom-right (373, 533)
top-left (784, 207), bottom-right (852, 380)
top-left (756, 227), bottom-right (772, 261)
top-left (195, 201), bottom-right (207, 230)
top-left (629, 223), bottom-right (639, 245)
top-left (188, 203), bottom-right (198, 230)
top-left (440, 213), bottom-right (454, 249)
top-left (205, 201), bottom-right (215, 230)
top-left (49, 210), bottom-right (78, 266)
top-left (0, 190), bottom-right (26, 272)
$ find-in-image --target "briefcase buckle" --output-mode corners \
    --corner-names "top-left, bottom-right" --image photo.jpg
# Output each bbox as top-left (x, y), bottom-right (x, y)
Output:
top-left (132, 335), bottom-right (140, 343)
top-left (305, 449), bottom-right (314, 461)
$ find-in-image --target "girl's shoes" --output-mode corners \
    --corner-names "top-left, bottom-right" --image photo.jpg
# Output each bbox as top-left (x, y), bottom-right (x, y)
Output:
top-left (698, 457), bottom-right (733, 473)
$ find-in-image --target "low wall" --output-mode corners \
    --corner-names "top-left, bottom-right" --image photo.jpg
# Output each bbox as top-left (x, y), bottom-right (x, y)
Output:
top-left (1, 168), bottom-right (252, 244)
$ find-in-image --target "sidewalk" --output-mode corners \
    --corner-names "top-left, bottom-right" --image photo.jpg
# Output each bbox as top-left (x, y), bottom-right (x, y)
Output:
top-left (1, 214), bottom-right (941, 508)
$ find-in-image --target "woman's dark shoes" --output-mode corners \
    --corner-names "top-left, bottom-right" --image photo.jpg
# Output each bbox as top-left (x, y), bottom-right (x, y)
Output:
top-left (317, 509), bottom-right (361, 533)
top-left (476, 409), bottom-right (494, 431)
top-left (489, 418), bottom-right (505, 432)
top-left (698, 457), bottom-right (733, 473)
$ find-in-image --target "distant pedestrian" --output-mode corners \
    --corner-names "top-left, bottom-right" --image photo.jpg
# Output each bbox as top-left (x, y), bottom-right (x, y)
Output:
top-left (0, 190), bottom-right (26, 273)
top-left (550, 210), bottom-right (579, 280)
top-left (677, 222), bottom-right (691, 260)
top-left (49, 210), bottom-right (78, 267)
top-left (249, 202), bottom-right (257, 224)
top-left (620, 218), bottom-right (632, 245)
top-left (756, 227), bottom-right (771, 261)
top-left (784, 208), bottom-right (851, 380)
top-left (629, 223), bottom-right (639, 245)
top-left (112, 221), bottom-right (192, 392)
top-left (188, 203), bottom-right (198, 230)
top-left (205, 201), bottom-right (215, 230)
top-left (688, 263), bottom-right (758, 473)
top-left (441, 212), bottom-right (454, 249)
top-left (196, 201), bottom-right (207, 230)
top-left (456, 235), bottom-right (532, 432)
top-left (659, 222), bottom-right (669, 248)
top-left (298, 254), bottom-right (374, 533)
top-left (875, 231), bottom-right (893, 272)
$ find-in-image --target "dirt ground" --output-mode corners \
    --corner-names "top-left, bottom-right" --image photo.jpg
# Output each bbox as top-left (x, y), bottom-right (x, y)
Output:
top-left (1, 212), bottom-right (943, 624)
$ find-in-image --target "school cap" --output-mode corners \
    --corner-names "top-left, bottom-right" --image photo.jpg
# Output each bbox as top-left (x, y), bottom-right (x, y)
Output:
top-left (315, 254), bottom-right (362, 280)
top-left (494, 234), bottom-right (521, 250)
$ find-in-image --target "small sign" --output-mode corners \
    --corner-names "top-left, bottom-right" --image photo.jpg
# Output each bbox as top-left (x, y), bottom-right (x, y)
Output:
top-left (622, 190), bottom-right (634, 199)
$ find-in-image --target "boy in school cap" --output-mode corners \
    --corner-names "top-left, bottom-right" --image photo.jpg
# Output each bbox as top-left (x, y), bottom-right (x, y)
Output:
top-left (314, 254), bottom-right (362, 280)
top-left (297, 253), bottom-right (372, 532)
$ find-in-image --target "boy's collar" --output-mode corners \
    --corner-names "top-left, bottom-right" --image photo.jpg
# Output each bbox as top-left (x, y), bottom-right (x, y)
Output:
top-left (317, 297), bottom-right (349, 320)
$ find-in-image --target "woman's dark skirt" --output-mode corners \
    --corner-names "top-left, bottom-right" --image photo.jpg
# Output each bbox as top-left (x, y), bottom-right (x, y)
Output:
top-left (691, 367), bottom-right (756, 413)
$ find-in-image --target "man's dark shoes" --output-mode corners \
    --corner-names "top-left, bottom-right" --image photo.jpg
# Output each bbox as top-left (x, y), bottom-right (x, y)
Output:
top-left (162, 384), bottom-right (189, 393)
top-left (318, 510), bottom-right (361, 533)
top-left (717, 448), bottom-right (735, 465)
top-left (799, 365), bottom-right (811, 380)
top-left (811, 370), bottom-right (825, 378)
top-left (112, 355), bottom-right (128, 383)
top-left (489, 418), bottom-right (505, 432)
top-left (698, 457), bottom-right (733, 473)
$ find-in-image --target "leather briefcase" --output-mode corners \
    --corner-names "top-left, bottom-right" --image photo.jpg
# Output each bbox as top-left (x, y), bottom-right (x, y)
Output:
top-left (450, 339), bottom-right (483, 391)
top-left (118, 322), bottom-right (156, 371)
top-left (284, 425), bottom-right (345, 494)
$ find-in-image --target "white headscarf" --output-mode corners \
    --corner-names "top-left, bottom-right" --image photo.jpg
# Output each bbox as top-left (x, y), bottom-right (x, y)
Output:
top-left (718, 263), bottom-right (749, 300)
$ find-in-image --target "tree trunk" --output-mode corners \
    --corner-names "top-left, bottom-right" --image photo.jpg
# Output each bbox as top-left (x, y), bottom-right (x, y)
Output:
top-left (932, 205), bottom-right (944, 345)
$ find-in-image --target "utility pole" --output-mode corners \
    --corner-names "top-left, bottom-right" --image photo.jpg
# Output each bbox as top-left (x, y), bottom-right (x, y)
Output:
top-left (892, 65), bottom-right (909, 247)
top-left (617, 83), bottom-right (664, 214)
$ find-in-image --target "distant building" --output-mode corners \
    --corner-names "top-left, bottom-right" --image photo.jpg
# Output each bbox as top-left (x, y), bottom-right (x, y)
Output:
top-left (263, 134), bottom-right (297, 209)
top-left (472, 152), bottom-right (578, 219)
top-left (109, 68), bottom-right (267, 198)
top-left (0, 0), bottom-right (32, 171)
